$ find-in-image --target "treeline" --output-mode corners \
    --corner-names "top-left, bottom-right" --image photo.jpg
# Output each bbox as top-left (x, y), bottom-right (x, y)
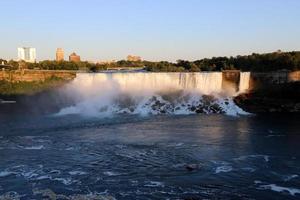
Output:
top-left (0, 60), bottom-right (107, 72)
top-left (0, 59), bottom-right (144, 72)
top-left (27, 61), bottom-right (106, 71)
top-left (145, 51), bottom-right (300, 72)
top-left (1, 51), bottom-right (300, 72)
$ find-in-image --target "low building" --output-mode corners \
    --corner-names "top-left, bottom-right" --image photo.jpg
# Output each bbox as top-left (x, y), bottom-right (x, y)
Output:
top-left (69, 52), bottom-right (81, 62)
top-left (56, 48), bottom-right (64, 61)
top-left (127, 55), bottom-right (142, 62)
top-left (97, 60), bottom-right (116, 65)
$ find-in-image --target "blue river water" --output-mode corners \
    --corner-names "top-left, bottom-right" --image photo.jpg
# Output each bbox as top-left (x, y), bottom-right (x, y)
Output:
top-left (0, 111), bottom-right (299, 199)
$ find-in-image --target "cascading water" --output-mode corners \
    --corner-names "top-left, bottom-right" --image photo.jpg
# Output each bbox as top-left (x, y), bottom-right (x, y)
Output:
top-left (239, 72), bottom-right (251, 94)
top-left (56, 72), bottom-right (250, 117)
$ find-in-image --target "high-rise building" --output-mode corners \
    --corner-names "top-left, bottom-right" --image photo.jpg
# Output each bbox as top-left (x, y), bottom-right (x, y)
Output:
top-left (127, 55), bottom-right (142, 62)
top-left (56, 48), bottom-right (64, 61)
top-left (17, 47), bottom-right (36, 63)
top-left (69, 52), bottom-right (81, 62)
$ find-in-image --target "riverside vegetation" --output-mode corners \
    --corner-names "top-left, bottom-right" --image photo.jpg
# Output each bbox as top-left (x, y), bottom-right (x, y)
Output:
top-left (1, 51), bottom-right (300, 72)
top-left (0, 76), bottom-right (69, 96)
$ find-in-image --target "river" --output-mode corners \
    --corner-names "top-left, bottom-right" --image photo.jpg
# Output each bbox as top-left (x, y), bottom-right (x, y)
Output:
top-left (0, 72), bottom-right (299, 199)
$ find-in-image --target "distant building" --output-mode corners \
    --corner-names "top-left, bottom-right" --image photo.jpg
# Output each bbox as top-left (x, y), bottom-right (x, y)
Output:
top-left (127, 55), bottom-right (142, 62)
top-left (17, 47), bottom-right (36, 63)
top-left (69, 52), bottom-right (81, 62)
top-left (56, 48), bottom-right (64, 61)
top-left (97, 60), bottom-right (116, 64)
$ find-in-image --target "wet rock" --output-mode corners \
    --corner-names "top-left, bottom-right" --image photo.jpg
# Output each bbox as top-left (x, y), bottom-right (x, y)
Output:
top-left (185, 164), bottom-right (200, 171)
top-left (202, 95), bottom-right (216, 105)
top-left (160, 110), bottom-right (166, 114)
top-left (175, 107), bottom-right (180, 110)
top-left (190, 106), bottom-right (196, 111)
top-left (195, 109), bottom-right (203, 113)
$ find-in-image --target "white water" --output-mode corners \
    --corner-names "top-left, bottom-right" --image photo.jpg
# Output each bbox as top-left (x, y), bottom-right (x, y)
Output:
top-left (57, 72), bottom-right (250, 117)
top-left (239, 72), bottom-right (251, 94)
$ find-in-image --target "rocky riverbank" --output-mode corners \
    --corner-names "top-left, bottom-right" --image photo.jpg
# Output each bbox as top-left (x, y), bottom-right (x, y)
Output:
top-left (0, 70), bottom-right (76, 96)
top-left (0, 77), bottom-right (70, 96)
top-left (234, 82), bottom-right (300, 113)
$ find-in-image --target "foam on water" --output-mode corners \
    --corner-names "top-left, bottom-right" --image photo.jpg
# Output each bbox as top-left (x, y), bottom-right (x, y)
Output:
top-left (259, 184), bottom-right (300, 196)
top-left (23, 145), bottom-right (45, 150)
top-left (56, 72), bottom-right (250, 117)
top-left (0, 171), bottom-right (14, 177)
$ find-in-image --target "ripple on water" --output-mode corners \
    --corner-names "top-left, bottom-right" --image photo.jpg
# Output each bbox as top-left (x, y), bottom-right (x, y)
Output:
top-left (215, 166), bottom-right (233, 174)
top-left (103, 171), bottom-right (121, 176)
top-left (241, 167), bottom-right (256, 173)
top-left (32, 189), bottom-right (116, 200)
top-left (69, 171), bottom-right (88, 176)
top-left (0, 191), bottom-right (24, 200)
top-left (22, 145), bottom-right (45, 150)
top-left (144, 181), bottom-right (164, 187)
top-left (283, 174), bottom-right (299, 182)
top-left (0, 165), bottom-right (81, 186)
top-left (234, 155), bottom-right (270, 162)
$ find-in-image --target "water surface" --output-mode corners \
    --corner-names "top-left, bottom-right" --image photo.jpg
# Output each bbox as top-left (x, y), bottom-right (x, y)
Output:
top-left (0, 113), bottom-right (299, 199)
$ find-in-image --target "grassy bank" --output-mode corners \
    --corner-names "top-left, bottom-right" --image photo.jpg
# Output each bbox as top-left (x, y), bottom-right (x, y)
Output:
top-left (0, 76), bottom-right (69, 96)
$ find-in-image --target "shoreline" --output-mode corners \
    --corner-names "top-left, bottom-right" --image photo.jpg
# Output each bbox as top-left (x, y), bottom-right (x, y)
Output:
top-left (0, 70), bottom-right (76, 96)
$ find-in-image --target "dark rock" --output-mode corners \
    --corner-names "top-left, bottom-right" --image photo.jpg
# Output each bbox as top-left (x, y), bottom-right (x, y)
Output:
top-left (160, 110), bottom-right (166, 114)
top-left (175, 107), bottom-right (180, 110)
top-left (234, 81), bottom-right (300, 113)
top-left (190, 106), bottom-right (196, 111)
top-left (195, 109), bottom-right (203, 113)
top-left (185, 164), bottom-right (200, 171)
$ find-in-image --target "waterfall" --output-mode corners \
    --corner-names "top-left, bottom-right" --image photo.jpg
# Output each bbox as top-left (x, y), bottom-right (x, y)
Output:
top-left (239, 72), bottom-right (250, 93)
top-left (56, 72), bottom-right (248, 116)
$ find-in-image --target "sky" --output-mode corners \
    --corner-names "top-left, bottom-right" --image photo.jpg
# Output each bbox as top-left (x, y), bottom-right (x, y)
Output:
top-left (0, 0), bottom-right (300, 62)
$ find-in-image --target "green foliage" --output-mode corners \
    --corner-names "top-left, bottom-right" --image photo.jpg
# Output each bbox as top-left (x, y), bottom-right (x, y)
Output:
top-left (145, 51), bottom-right (300, 72)
top-left (144, 61), bottom-right (184, 72)
top-left (0, 77), bottom-right (67, 95)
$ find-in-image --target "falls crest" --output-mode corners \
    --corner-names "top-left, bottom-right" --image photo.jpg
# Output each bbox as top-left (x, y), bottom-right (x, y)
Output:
top-left (57, 72), bottom-right (250, 117)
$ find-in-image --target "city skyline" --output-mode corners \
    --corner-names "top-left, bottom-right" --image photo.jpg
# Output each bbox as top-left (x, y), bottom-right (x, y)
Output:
top-left (1, 0), bottom-right (300, 62)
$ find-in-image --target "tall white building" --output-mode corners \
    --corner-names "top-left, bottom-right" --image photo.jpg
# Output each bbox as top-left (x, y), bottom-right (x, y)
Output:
top-left (17, 47), bottom-right (36, 63)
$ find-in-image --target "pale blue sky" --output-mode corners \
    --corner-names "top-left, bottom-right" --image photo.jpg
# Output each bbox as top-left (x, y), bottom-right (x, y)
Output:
top-left (1, 0), bottom-right (300, 61)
